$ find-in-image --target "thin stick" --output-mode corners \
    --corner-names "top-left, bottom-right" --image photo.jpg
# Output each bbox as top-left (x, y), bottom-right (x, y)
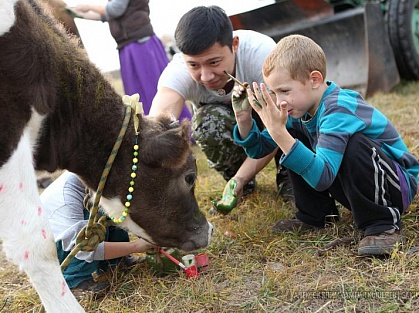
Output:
top-left (224, 70), bottom-right (249, 89)
top-left (223, 71), bottom-right (262, 108)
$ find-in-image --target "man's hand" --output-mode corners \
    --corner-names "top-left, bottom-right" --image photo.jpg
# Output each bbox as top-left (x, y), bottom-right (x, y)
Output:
top-left (211, 176), bottom-right (250, 215)
top-left (211, 178), bottom-right (238, 215)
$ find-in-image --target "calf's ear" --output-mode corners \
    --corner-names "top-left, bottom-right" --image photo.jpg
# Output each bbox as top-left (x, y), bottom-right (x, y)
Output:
top-left (140, 120), bottom-right (192, 168)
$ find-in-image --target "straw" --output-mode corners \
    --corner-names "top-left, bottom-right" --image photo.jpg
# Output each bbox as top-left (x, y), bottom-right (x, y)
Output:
top-left (158, 248), bottom-right (198, 278)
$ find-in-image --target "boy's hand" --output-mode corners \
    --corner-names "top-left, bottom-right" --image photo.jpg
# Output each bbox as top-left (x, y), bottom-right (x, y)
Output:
top-left (249, 82), bottom-right (287, 129)
top-left (232, 84), bottom-right (255, 139)
top-left (232, 84), bottom-right (251, 114)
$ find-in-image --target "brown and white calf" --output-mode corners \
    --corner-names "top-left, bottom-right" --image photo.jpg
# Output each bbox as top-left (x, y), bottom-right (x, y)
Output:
top-left (0, 0), bottom-right (212, 311)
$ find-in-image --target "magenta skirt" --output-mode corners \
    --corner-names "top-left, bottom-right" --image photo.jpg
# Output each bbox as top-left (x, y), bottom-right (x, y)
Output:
top-left (119, 35), bottom-right (191, 121)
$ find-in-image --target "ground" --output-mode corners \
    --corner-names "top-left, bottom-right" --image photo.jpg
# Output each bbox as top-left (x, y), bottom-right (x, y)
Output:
top-left (0, 80), bottom-right (418, 312)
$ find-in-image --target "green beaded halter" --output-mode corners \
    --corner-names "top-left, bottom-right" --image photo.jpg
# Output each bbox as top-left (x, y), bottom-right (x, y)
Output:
top-left (111, 94), bottom-right (143, 223)
top-left (61, 94), bottom-right (144, 274)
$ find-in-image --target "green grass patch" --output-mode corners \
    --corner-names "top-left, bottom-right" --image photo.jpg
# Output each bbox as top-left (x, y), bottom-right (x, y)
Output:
top-left (1, 81), bottom-right (418, 312)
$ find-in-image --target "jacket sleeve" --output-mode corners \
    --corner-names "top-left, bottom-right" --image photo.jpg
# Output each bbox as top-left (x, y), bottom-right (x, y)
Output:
top-left (233, 119), bottom-right (278, 158)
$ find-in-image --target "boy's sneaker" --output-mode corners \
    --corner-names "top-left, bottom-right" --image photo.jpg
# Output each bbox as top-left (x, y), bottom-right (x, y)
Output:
top-left (358, 230), bottom-right (402, 256)
top-left (271, 219), bottom-right (321, 234)
top-left (70, 277), bottom-right (110, 299)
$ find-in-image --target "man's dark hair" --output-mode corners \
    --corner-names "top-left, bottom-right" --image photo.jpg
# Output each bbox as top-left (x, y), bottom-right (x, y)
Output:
top-left (174, 6), bottom-right (233, 55)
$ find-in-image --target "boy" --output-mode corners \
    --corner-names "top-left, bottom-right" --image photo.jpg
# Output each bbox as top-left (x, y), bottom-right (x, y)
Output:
top-left (232, 34), bottom-right (419, 256)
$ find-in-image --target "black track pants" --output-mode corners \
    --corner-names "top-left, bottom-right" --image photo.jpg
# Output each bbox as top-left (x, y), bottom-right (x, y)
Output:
top-left (289, 132), bottom-right (404, 235)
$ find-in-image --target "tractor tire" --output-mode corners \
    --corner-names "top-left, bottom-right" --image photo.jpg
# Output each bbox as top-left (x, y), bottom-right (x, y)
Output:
top-left (387, 0), bottom-right (419, 80)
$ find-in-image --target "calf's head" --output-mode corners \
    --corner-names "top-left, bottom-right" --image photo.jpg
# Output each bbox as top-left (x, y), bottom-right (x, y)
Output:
top-left (96, 115), bottom-right (213, 252)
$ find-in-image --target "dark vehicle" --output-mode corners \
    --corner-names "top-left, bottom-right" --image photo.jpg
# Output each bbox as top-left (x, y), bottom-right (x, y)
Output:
top-left (230, 0), bottom-right (419, 97)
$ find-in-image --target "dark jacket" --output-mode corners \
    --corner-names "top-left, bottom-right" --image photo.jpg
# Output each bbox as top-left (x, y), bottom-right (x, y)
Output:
top-left (108, 0), bottom-right (154, 49)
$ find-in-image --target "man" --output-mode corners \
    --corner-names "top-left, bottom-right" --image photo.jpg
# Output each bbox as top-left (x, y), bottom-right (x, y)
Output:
top-left (150, 6), bottom-right (292, 209)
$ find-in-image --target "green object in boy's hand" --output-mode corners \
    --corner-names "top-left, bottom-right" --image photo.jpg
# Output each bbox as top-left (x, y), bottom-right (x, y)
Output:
top-left (211, 178), bottom-right (238, 215)
top-left (232, 84), bottom-right (251, 112)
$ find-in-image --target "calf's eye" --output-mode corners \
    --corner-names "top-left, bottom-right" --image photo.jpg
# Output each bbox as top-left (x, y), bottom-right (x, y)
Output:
top-left (185, 173), bottom-right (197, 186)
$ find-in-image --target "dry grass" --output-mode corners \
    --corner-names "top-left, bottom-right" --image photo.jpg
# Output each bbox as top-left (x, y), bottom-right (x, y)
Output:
top-left (1, 81), bottom-right (419, 312)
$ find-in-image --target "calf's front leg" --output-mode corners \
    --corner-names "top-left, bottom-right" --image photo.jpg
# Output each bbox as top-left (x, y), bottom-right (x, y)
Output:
top-left (0, 131), bottom-right (85, 312)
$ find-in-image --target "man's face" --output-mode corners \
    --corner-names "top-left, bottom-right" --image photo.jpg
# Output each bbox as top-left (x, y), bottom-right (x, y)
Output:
top-left (182, 39), bottom-right (237, 91)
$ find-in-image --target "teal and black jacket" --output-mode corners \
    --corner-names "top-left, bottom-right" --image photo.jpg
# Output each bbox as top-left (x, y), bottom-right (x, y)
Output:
top-left (234, 81), bottom-right (419, 205)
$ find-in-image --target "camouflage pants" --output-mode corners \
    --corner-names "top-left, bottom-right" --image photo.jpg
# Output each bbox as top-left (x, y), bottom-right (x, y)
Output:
top-left (192, 104), bottom-right (247, 181)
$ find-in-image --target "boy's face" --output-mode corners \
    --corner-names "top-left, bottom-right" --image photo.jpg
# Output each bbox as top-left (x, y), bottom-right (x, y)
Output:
top-left (264, 67), bottom-right (318, 118)
top-left (182, 38), bottom-right (238, 91)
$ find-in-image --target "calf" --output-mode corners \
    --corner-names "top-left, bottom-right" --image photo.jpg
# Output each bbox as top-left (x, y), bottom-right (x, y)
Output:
top-left (0, 0), bottom-right (212, 311)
